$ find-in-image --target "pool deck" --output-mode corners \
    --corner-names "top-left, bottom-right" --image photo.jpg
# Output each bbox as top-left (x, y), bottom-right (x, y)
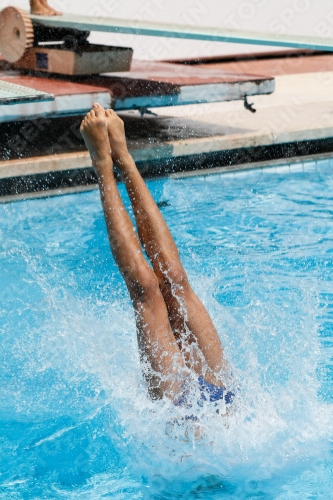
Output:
top-left (1, 50), bottom-right (333, 199)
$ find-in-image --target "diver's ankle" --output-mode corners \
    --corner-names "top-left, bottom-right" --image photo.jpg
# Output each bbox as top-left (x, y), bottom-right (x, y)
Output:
top-left (92, 155), bottom-right (113, 179)
top-left (91, 146), bottom-right (111, 162)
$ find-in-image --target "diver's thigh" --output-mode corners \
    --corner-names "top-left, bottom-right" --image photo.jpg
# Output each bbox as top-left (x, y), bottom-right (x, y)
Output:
top-left (133, 291), bottom-right (185, 400)
top-left (166, 287), bottom-right (228, 387)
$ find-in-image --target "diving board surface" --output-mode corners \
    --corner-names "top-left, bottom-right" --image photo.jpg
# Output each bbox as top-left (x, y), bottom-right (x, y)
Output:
top-left (0, 74), bottom-right (111, 121)
top-left (100, 60), bottom-right (275, 110)
top-left (0, 79), bottom-right (54, 105)
top-left (30, 13), bottom-right (333, 52)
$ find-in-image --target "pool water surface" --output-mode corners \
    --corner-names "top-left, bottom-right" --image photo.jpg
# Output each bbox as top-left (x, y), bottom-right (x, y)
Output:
top-left (1, 159), bottom-right (333, 498)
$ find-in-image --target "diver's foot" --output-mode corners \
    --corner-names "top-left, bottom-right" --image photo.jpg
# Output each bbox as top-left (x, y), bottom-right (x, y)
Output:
top-left (30, 0), bottom-right (50, 15)
top-left (80, 106), bottom-right (111, 175)
top-left (47, 7), bottom-right (62, 15)
top-left (93, 104), bottom-right (130, 166)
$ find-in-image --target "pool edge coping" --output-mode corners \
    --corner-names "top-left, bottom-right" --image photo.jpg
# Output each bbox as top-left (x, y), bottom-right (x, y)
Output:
top-left (1, 149), bottom-right (333, 204)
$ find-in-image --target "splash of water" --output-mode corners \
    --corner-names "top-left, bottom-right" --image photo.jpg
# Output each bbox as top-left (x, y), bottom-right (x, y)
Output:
top-left (2, 250), bottom-right (331, 498)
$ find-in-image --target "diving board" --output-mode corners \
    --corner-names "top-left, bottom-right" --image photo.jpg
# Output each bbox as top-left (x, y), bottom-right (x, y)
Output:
top-left (0, 79), bottom-right (54, 105)
top-left (0, 73), bottom-right (111, 121)
top-left (0, 61), bottom-right (274, 122)
top-left (101, 60), bottom-right (275, 111)
top-left (30, 13), bottom-right (333, 52)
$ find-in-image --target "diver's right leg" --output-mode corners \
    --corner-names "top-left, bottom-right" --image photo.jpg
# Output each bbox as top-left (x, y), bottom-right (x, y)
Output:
top-left (80, 108), bottom-right (185, 400)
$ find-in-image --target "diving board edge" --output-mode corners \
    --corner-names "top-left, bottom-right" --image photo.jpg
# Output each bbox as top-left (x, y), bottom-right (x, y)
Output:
top-left (30, 13), bottom-right (333, 52)
top-left (0, 79), bottom-right (54, 106)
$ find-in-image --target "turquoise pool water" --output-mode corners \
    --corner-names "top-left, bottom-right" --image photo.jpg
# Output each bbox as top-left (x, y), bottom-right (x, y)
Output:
top-left (1, 159), bottom-right (333, 498)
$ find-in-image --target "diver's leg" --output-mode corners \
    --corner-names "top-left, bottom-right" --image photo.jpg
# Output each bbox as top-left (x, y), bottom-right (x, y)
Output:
top-left (80, 107), bottom-right (185, 400)
top-left (30, 0), bottom-right (47, 15)
top-left (103, 106), bottom-right (229, 387)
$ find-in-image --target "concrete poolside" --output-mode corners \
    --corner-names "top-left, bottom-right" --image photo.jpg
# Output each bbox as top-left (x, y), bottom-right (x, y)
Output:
top-left (1, 51), bottom-right (333, 200)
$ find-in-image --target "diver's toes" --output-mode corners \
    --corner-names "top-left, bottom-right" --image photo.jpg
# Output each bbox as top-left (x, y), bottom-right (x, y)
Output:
top-left (93, 104), bottom-right (105, 118)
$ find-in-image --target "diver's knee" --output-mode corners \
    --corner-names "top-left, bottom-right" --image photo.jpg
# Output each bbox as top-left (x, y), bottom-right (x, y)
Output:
top-left (160, 263), bottom-right (191, 294)
top-left (130, 265), bottom-right (160, 302)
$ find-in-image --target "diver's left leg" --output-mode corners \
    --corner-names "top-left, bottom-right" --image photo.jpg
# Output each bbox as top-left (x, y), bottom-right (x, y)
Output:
top-left (123, 156), bottom-right (228, 387)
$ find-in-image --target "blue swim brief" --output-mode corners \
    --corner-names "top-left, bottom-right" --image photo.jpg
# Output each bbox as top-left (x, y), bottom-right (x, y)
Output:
top-left (174, 376), bottom-right (235, 410)
top-left (198, 376), bottom-right (235, 405)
